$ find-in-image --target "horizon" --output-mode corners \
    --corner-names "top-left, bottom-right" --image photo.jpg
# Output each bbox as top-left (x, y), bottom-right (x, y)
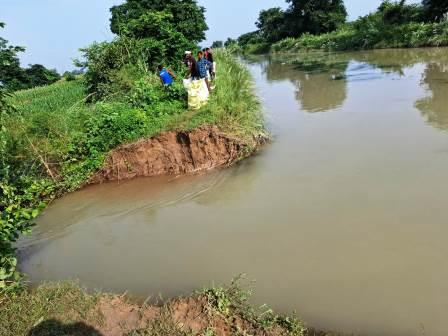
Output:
top-left (1, 0), bottom-right (420, 72)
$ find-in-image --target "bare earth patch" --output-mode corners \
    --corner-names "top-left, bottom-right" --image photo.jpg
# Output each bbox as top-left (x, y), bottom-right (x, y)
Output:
top-left (89, 125), bottom-right (266, 184)
top-left (1, 282), bottom-right (347, 336)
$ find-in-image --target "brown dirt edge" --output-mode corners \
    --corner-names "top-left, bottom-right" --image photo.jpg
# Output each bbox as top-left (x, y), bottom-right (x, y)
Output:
top-left (3, 282), bottom-right (351, 336)
top-left (32, 293), bottom-right (341, 336)
top-left (89, 125), bottom-right (268, 184)
top-left (93, 294), bottom-right (341, 336)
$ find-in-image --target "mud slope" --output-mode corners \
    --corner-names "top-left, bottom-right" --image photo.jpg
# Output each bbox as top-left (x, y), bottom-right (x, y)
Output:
top-left (90, 125), bottom-right (265, 184)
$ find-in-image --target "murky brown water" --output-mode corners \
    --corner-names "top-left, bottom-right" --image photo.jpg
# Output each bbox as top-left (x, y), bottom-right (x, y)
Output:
top-left (19, 48), bottom-right (448, 336)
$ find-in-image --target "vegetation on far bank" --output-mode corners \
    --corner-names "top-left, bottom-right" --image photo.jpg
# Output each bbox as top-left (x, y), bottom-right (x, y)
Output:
top-left (0, 0), bottom-right (263, 292)
top-left (217, 0), bottom-right (448, 54)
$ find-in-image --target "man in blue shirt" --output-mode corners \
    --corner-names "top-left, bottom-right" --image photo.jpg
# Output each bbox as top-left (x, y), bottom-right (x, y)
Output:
top-left (158, 65), bottom-right (176, 86)
top-left (197, 51), bottom-right (211, 92)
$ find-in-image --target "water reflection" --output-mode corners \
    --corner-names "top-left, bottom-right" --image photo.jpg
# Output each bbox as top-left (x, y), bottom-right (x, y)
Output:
top-left (263, 48), bottom-right (448, 128)
top-left (264, 59), bottom-right (348, 113)
top-left (416, 62), bottom-right (448, 131)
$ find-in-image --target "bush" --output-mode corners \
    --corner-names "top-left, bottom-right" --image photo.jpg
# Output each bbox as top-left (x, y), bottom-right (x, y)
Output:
top-left (71, 103), bottom-right (149, 158)
top-left (243, 43), bottom-right (271, 55)
top-left (63, 72), bottom-right (76, 81)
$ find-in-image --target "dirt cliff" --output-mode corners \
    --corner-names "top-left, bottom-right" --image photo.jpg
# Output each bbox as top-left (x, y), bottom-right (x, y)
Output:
top-left (89, 125), bottom-right (266, 184)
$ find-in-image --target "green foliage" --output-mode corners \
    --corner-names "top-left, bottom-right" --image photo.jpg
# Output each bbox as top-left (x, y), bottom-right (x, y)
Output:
top-left (379, 0), bottom-right (425, 25)
top-left (256, 7), bottom-right (289, 43)
top-left (0, 22), bottom-right (26, 91)
top-left (238, 31), bottom-right (264, 47)
top-left (224, 38), bottom-right (238, 48)
top-left (22, 64), bottom-right (60, 88)
top-left (237, 0), bottom-right (347, 53)
top-left (0, 180), bottom-right (54, 292)
top-left (79, 3), bottom-right (197, 101)
top-left (271, 3), bottom-right (448, 53)
top-left (203, 277), bottom-right (306, 335)
top-left (243, 43), bottom-right (271, 55)
top-left (128, 76), bottom-right (187, 116)
top-left (110, 0), bottom-right (208, 43)
top-left (211, 40), bottom-right (223, 48)
top-left (237, 31), bottom-right (270, 55)
top-left (63, 71), bottom-right (77, 82)
top-left (423, 0), bottom-right (448, 22)
top-left (72, 103), bottom-right (149, 157)
top-left (285, 0), bottom-right (347, 36)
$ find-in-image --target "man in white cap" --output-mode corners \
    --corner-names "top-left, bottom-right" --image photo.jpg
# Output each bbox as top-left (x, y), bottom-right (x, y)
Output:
top-left (184, 51), bottom-right (198, 80)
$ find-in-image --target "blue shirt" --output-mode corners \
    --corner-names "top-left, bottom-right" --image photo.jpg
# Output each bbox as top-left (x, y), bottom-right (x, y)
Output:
top-left (197, 58), bottom-right (211, 78)
top-left (159, 68), bottom-right (174, 85)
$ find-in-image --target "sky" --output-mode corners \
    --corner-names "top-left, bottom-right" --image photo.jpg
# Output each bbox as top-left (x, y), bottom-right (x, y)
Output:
top-left (1, 0), bottom-right (420, 72)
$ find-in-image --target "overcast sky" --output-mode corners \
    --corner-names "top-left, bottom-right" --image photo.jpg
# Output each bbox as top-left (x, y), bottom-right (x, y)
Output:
top-left (1, 0), bottom-right (420, 72)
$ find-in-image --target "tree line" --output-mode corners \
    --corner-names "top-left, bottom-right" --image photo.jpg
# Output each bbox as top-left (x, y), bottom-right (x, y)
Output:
top-left (211, 0), bottom-right (448, 50)
top-left (0, 23), bottom-right (63, 91)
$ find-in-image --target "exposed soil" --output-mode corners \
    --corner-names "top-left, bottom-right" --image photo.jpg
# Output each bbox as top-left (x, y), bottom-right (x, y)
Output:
top-left (90, 295), bottom-right (339, 336)
top-left (90, 294), bottom-right (291, 336)
top-left (90, 125), bottom-right (266, 184)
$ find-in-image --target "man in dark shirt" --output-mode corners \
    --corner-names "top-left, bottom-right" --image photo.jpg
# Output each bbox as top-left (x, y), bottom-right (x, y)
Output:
top-left (184, 51), bottom-right (199, 80)
top-left (205, 48), bottom-right (215, 80)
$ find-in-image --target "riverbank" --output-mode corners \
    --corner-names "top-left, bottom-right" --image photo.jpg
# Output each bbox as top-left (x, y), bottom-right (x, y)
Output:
top-left (239, 15), bottom-right (448, 55)
top-left (269, 21), bottom-right (448, 54)
top-left (1, 50), bottom-right (266, 290)
top-left (0, 280), bottom-right (347, 336)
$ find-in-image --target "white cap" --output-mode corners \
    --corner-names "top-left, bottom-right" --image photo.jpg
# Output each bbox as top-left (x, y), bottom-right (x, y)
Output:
top-left (185, 51), bottom-right (192, 55)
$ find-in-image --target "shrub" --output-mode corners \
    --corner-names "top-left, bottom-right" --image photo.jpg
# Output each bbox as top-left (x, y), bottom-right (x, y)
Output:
top-left (71, 103), bottom-right (149, 158)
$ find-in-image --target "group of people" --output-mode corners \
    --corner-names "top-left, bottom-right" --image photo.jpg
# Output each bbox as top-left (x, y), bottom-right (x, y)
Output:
top-left (158, 48), bottom-right (215, 92)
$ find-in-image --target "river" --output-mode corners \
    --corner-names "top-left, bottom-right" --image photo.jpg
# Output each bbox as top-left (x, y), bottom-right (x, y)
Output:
top-left (19, 48), bottom-right (448, 336)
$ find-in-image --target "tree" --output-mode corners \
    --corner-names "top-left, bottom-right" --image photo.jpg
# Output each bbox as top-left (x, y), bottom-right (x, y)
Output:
top-left (23, 64), bottom-right (60, 88)
top-left (224, 38), bottom-right (237, 47)
top-left (211, 41), bottom-right (223, 48)
top-left (1, 23), bottom-right (60, 91)
top-left (110, 0), bottom-right (208, 43)
top-left (237, 31), bottom-right (264, 46)
top-left (0, 22), bottom-right (26, 91)
top-left (256, 7), bottom-right (288, 43)
top-left (285, 0), bottom-right (348, 36)
top-left (378, 0), bottom-right (424, 25)
top-left (422, 0), bottom-right (448, 22)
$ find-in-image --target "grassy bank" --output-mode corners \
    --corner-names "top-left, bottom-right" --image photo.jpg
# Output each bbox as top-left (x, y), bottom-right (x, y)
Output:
top-left (271, 21), bottom-right (448, 53)
top-left (0, 280), bottom-right (346, 336)
top-left (0, 50), bottom-right (264, 291)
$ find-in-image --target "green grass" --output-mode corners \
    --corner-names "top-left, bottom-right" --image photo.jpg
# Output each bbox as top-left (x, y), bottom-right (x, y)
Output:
top-left (271, 21), bottom-right (448, 53)
top-left (0, 282), bottom-right (100, 336)
top-left (6, 51), bottom-right (263, 184)
top-left (0, 280), bottom-right (308, 336)
top-left (0, 280), bottom-right (349, 336)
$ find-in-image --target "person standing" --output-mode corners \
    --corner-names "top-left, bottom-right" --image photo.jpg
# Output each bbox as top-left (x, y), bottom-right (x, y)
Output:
top-left (197, 51), bottom-right (212, 92)
top-left (205, 47), bottom-right (215, 80)
top-left (184, 51), bottom-right (199, 80)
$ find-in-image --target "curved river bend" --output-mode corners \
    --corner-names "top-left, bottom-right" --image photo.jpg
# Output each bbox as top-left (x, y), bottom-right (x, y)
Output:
top-left (19, 48), bottom-right (448, 336)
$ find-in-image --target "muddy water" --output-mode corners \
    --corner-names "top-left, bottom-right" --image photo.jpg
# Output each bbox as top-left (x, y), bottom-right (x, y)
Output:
top-left (19, 48), bottom-right (448, 336)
